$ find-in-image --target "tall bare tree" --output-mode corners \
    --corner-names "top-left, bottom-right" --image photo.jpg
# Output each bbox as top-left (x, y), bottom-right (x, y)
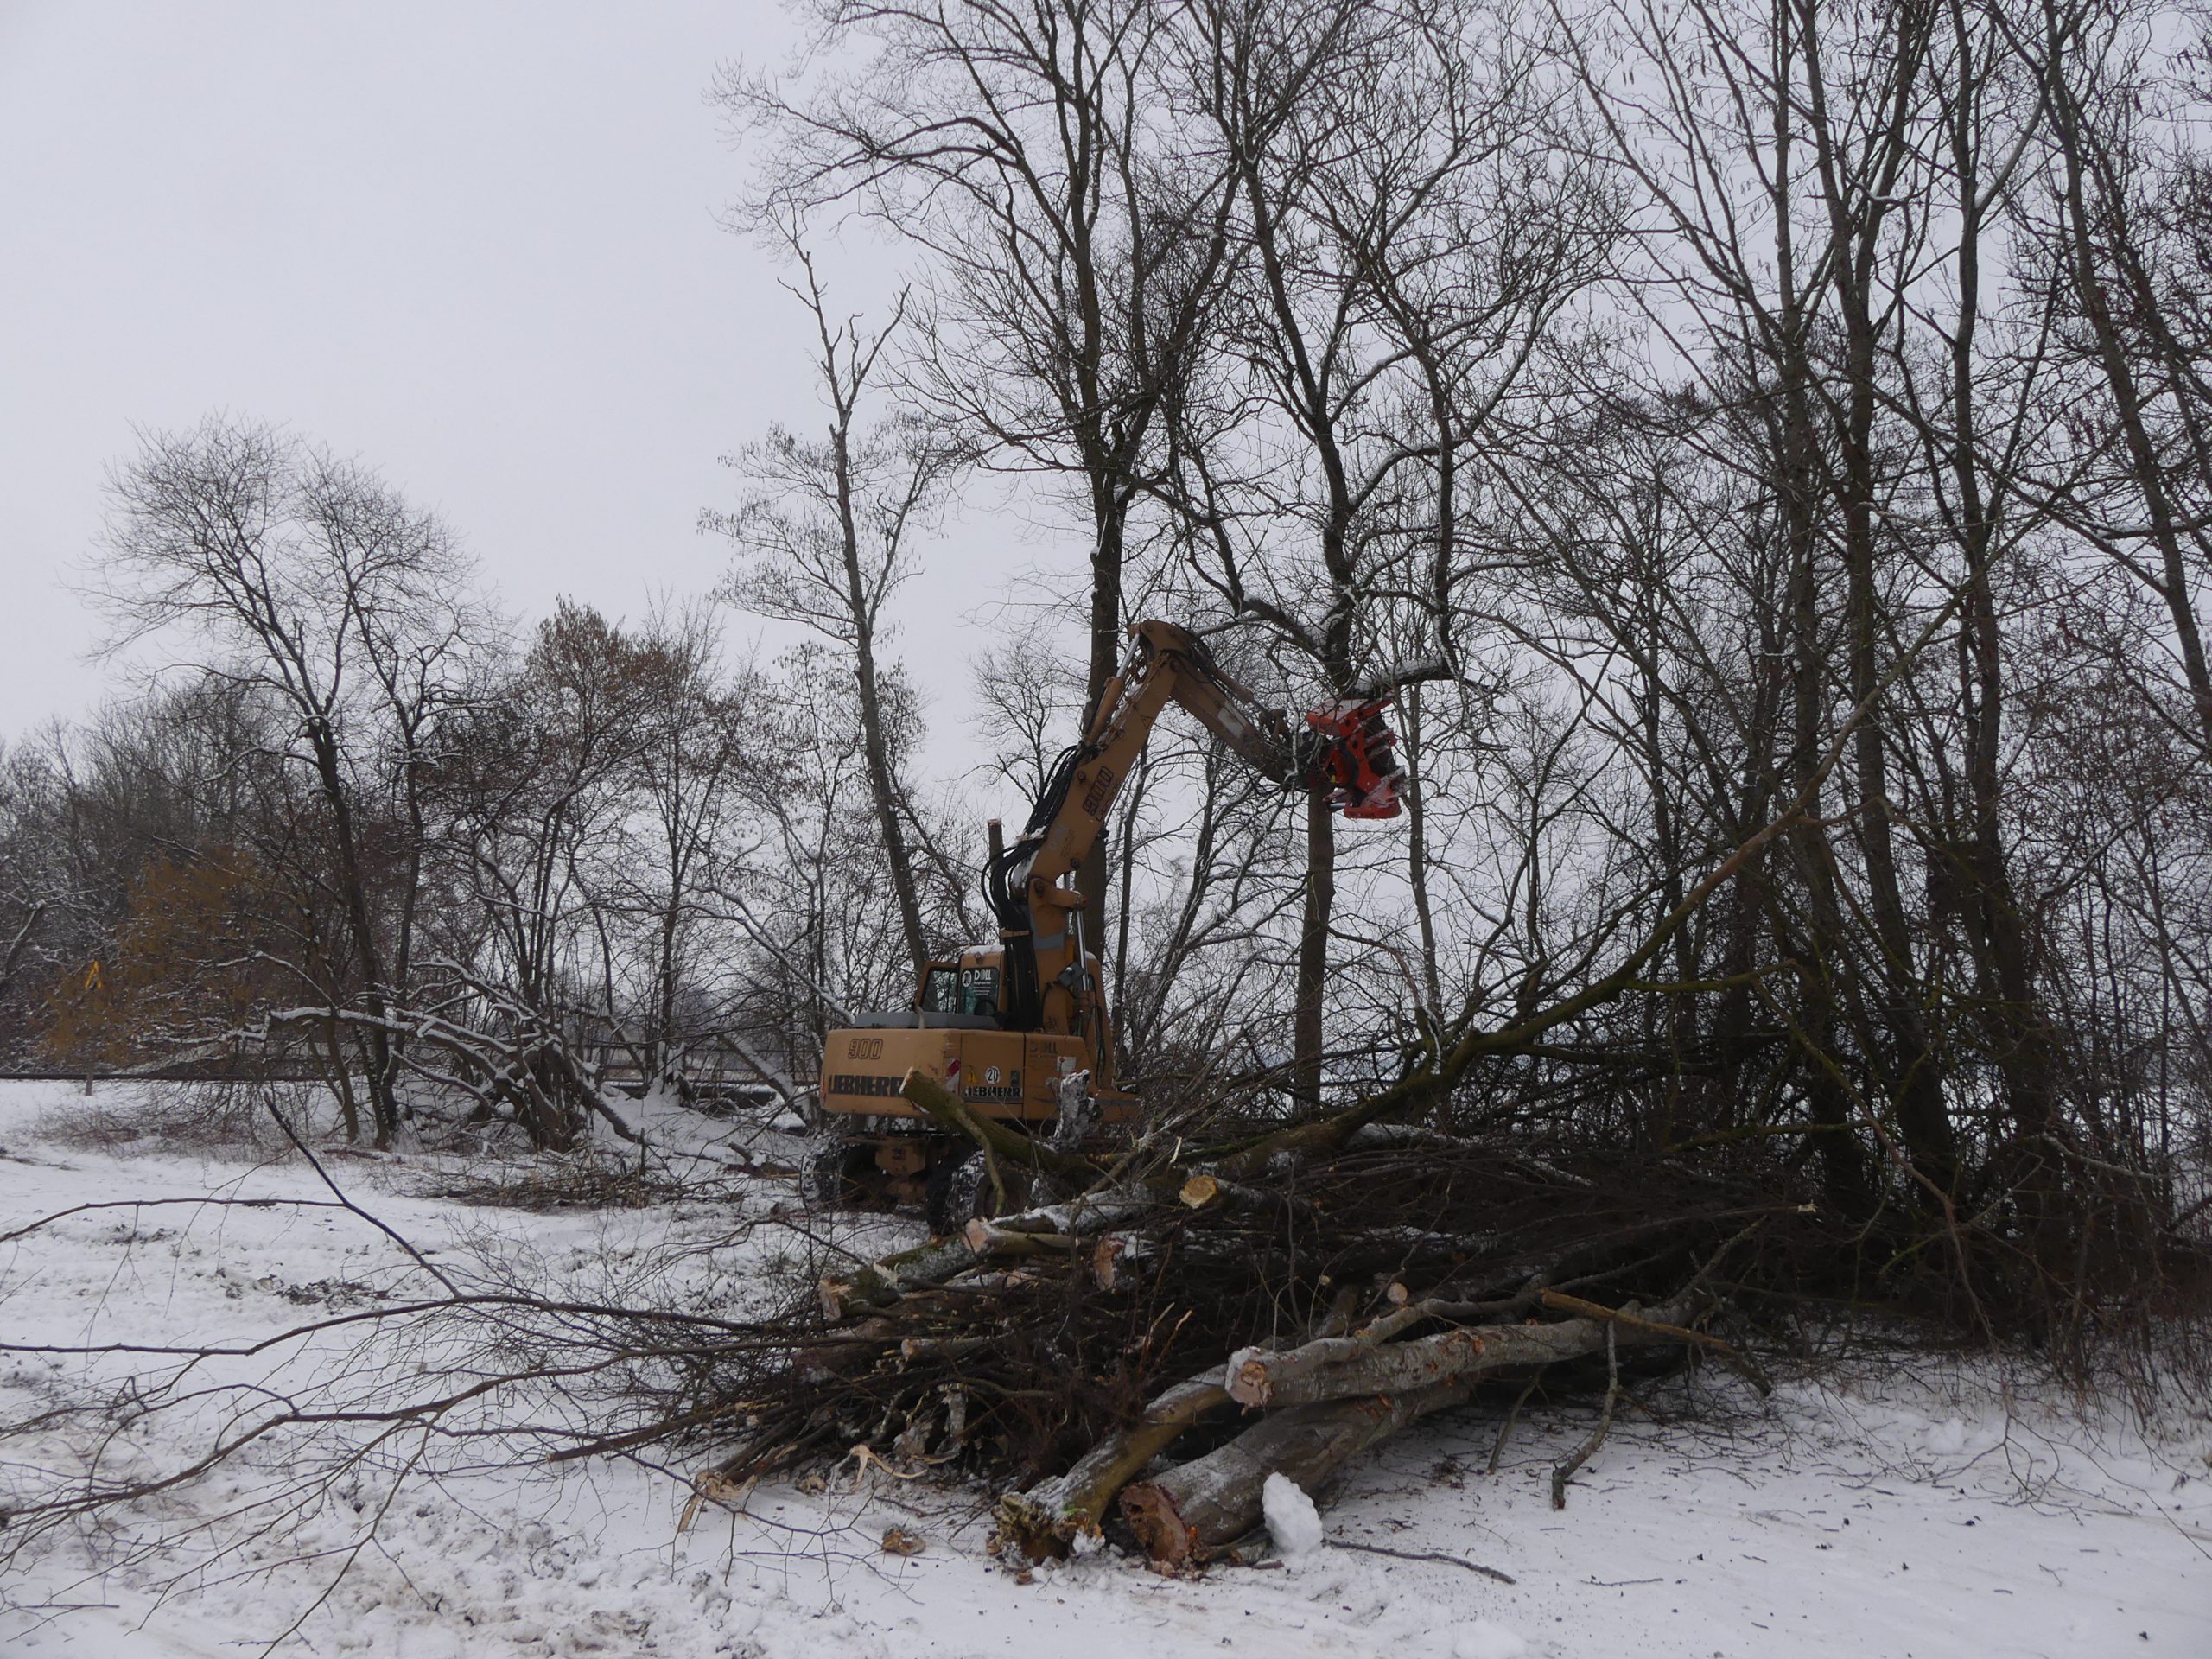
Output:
top-left (1166, 0), bottom-right (1610, 1098)
top-left (707, 245), bottom-right (951, 979)
top-left (92, 418), bottom-right (493, 1145)
top-left (726, 0), bottom-right (1246, 950)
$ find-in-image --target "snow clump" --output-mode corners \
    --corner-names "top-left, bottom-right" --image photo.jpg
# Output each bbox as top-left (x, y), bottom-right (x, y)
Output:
top-left (1262, 1471), bottom-right (1325, 1560)
top-left (1451, 1620), bottom-right (1529, 1659)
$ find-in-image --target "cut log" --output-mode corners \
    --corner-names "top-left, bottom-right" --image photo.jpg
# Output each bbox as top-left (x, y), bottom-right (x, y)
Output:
top-left (823, 1183), bottom-right (1147, 1322)
top-left (1122, 1295), bottom-right (1706, 1564)
top-left (821, 1233), bottom-right (984, 1320)
top-left (1122, 1382), bottom-right (1462, 1567)
top-left (1225, 1328), bottom-right (1491, 1408)
top-left (899, 1069), bottom-right (1101, 1186)
top-left (995, 1368), bottom-right (1230, 1558)
top-left (1173, 1171), bottom-right (1300, 1217)
top-left (1224, 1294), bottom-right (1702, 1410)
top-left (963, 1219), bottom-right (1084, 1255)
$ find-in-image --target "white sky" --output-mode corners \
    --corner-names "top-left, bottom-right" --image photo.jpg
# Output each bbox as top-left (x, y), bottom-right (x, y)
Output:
top-left (0, 1), bottom-right (1058, 775)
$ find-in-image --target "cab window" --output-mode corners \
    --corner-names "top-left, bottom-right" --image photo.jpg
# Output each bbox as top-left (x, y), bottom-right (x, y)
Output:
top-left (921, 965), bottom-right (958, 1012)
top-left (960, 966), bottom-right (1001, 1018)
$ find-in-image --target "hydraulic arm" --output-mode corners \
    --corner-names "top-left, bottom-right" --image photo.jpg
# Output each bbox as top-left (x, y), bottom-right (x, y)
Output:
top-left (982, 620), bottom-right (1404, 1057)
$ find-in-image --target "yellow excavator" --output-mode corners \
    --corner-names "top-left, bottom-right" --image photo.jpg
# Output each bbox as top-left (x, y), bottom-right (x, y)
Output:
top-left (804, 620), bottom-right (1404, 1230)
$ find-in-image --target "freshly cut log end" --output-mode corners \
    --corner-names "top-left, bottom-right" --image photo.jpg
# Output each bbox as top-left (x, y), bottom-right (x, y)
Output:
top-left (996, 1370), bottom-right (1232, 1560)
top-left (1223, 1329), bottom-right (1489, 1409)
top-left (1226, 1345), bottom-right (1273, 1407)
top-left (1117, 1297), bottom-right (1709, 1567)
top-left (1119, 1393), bottom-right (1431, 1567)
top-left (1179, 1173), bottom-right (1220, 1208)
top-left (1091, 1234), bottom-right (1124, 1290)
top-left (1121, 1481), bottom-right (1203, 1568)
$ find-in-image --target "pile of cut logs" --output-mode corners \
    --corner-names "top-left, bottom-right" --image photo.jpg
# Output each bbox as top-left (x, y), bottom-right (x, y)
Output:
top-left (710, 1071), bottom-right (1789, 1567)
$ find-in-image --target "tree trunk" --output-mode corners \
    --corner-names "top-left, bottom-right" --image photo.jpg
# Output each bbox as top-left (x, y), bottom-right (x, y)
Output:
top-left (1814, 0), bottom-right (1954, 1187)
top-left (1123, 1386), bottom-right (1450, 1566)
top-left (1402, 683), bottom-right (1443, 1018)
top-left (837, 430), bottom-right (931, 979)
top-left (999, 1369), bottom-right (1230, 1555)
top-left (1943, 3), bottom-right (2056, 1147)
top-left (2051, 77), bottom-right (2212, 761)
top-left (322, 1011), bottom-right (359, 1144)
top-left (1077, 488), bottom-right (1128, 982)
top-left (1293, 786), bottom-right (1336, 1105)
top-left (309, 723), bottom-right (398, 1147)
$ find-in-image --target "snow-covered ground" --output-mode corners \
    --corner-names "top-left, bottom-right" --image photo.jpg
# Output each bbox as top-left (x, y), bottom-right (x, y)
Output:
top-left (2, 1078), bottom-right (2207, 1657)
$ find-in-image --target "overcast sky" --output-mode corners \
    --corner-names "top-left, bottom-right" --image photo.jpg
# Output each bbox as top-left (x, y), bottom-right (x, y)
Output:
top-left (0, 1), bottom-right (1047, 766)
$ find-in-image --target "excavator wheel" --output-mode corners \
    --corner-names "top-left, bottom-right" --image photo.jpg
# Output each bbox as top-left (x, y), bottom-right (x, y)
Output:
top-left (798, 1134), bottom-right (865, 1208)
top-left (924, 1147), bottom-right (989, 1237)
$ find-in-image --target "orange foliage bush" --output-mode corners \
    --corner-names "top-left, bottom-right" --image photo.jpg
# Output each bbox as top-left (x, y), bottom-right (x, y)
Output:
top-left (43, 850), bottom-right (289, 1068)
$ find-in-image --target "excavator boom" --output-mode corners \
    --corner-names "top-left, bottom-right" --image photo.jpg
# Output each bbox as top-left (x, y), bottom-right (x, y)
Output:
top-left (984, 621), bottom-right (1404, 1056)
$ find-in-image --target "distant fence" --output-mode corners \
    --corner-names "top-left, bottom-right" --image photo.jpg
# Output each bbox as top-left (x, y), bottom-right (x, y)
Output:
top-left (3, 1043), bottom-right (796, 1109)
top-left (577, 1044), bottom-right (791, 1111)
top-left (0, 1063), bottom-right (333, 1084)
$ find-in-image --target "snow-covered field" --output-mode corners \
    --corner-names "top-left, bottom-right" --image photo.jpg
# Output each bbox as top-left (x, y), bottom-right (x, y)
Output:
top-left (2, 1078), bottom-right (2207, 1657)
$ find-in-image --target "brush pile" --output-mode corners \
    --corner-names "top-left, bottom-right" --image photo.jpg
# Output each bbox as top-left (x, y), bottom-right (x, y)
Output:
top-left (692, 1072), bottom-right (1827, 1567)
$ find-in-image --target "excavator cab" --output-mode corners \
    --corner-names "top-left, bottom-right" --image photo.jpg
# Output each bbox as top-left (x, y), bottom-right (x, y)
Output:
top-left (1301, 698), bottom-right (1406, 820)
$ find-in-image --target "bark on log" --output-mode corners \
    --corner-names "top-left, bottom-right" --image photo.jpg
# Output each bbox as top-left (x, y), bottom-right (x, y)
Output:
top-left (1226, 1294), bottom-right (1701, 1409)
top-left (1221, 1300), bottom-right (1699, 1415)
top-left (822, 1233), bottom-right (983, 1320)
top-left (963, 1220), bottom-right (1084, 1255)
top-left (823, 1184), bottom-right (1144, 1321)
top-left (1225, 1328), bottom-right (1491, 1408)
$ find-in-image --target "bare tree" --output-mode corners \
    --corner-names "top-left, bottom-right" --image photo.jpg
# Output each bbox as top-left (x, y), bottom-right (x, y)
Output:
top-left (726, 0), bottom-right (1247, 951)
top-left (973, 634), bottom-right (1086, 802)
top-left (2017, 0), bottom-right (2212, 763)
top-left (616, 601), bottom-right (760, 1088)
top-left (0, 739), bottom-right (77, 1027)
top-left (1163, 0), bottom-right (1609, 1099)
top-left (92, 417), bottom-right (494, 1145)
top-left (708, 245), bottom-right (952, 981)
top-left (429, 602), bottom-right (653, 1145)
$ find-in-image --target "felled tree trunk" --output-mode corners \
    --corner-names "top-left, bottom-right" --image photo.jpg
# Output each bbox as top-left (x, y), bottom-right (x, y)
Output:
top-left (1122, 1384), bottom-right (1455, 1567)
top-left (817, 1075), bottom-right (1147, 1321)
top-left (1119, 1294), bottom-right (1706, 1567)
top-left (997, 1369), bottom-right (1230, 1556)
top-left (1224, 1326), bottom-right (1493, 1408)
top-left (820, 1232), bottom-right (983, 1320)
